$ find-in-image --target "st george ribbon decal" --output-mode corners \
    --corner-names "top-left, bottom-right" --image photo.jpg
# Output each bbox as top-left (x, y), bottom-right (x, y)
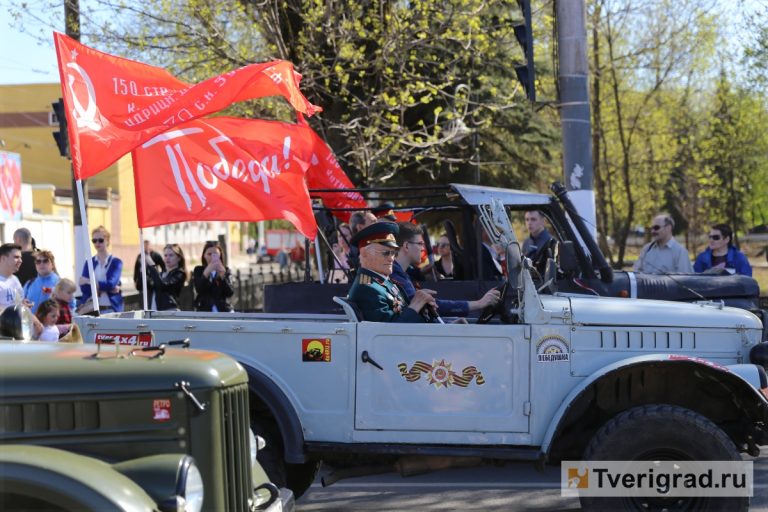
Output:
top-left (398, 359), bottom-right (485, 389)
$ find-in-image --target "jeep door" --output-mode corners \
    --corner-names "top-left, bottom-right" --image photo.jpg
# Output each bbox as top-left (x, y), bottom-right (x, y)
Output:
top-left (354, 322), bottom-right (530, 437)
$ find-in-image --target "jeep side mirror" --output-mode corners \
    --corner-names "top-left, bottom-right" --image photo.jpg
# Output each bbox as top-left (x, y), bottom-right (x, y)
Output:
top-left (558, 241), bottom-right (579, 274)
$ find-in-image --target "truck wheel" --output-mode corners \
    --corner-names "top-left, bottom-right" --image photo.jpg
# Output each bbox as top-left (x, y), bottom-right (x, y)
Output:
top-left (251, 418), bottom-right (319, 499)
top-left (580, 404), bottom-right (748, 512)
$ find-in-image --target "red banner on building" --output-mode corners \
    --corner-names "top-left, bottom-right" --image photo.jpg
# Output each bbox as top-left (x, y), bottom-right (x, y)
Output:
top-left (0, 152), bottom-right (22, 221)
top-left (54, 32), bottom-right (321, 180)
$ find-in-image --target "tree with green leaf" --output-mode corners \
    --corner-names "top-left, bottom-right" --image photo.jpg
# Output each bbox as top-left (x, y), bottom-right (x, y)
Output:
top-left (13, 0), bottom-right (560, 191)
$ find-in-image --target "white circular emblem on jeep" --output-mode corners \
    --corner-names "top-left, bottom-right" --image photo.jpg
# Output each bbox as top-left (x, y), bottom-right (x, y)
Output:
top-left (536, 335), bottom-right (570, 363)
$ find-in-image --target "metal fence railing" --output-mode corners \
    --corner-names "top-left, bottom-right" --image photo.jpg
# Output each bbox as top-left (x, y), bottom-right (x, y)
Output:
top-left (123, 265), bottom-right (307, 312)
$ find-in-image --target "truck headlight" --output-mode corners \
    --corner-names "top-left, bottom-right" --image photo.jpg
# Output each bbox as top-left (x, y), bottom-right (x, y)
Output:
top-left (248, 429), bottom-right (266, 467)
top-left (177, 456), bottom-right (204, 512)
top-left (116, 454), bottom-right (205, 512)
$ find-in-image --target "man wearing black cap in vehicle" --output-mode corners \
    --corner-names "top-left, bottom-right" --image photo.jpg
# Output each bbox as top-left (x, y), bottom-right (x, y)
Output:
top-left (348, 223), bottom-right (436, 322)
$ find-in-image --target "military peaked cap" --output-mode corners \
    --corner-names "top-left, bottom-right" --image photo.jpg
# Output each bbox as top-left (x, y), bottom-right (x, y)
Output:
top-left (350, 222), bottom-right (399, 249)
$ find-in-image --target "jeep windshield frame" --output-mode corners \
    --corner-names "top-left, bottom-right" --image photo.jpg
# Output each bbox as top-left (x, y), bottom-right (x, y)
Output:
top-left (309, 182), bottom-right (604, 282)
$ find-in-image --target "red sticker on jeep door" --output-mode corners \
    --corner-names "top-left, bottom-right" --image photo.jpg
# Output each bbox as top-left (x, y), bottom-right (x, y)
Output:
top-left (94, 333), bottom-right (153, 346)
top-left (153, 399), bottom-right (171, 421)
top-left (302, 338), bottom-right (331, 362)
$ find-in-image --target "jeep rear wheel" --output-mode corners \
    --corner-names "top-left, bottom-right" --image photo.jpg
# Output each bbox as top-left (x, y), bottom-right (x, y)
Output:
top-left (580, 404), bottom-right (748, 512)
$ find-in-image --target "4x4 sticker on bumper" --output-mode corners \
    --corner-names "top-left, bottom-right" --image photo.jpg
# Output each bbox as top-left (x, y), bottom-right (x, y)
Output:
top-left (398, 359), bottom-right (485, 389)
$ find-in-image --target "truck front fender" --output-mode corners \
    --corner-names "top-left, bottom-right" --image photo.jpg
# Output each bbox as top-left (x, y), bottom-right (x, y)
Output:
top-left (541, 354), bottom-right (768, 461)
top-left (0, 445), bottom-right (158, 511)
top-left (243, 364), bottom-right (306, 464)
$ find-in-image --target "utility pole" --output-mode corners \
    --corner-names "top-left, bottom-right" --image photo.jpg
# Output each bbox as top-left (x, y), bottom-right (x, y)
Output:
top-left (556, 0), bottom-right (596, 236)
top-left (64, 0), bottom-right (89, 282)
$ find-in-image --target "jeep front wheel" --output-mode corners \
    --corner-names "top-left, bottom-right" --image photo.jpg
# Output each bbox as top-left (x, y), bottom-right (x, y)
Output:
top-left (580, 404), bottom-right (748, 511)
top-left (251, 417), bottom-right (319, 499)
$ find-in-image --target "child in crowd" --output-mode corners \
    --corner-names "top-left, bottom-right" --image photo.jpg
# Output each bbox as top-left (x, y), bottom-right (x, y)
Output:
top-left (53, 278), bottom-right (76, 326)
top-left (35, 299), bottom-right (60, 342)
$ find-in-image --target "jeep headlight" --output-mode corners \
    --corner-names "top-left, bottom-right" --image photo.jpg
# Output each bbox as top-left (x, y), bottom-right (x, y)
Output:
top-left (177, 456), bottom-right (204, 512)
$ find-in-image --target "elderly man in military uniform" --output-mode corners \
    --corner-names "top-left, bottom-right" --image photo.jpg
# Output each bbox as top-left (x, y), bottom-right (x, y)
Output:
top-left (348, 223), bottom-right (436, 322)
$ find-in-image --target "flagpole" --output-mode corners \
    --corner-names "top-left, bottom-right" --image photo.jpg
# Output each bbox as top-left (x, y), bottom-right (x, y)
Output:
top-left (139, 228), bottom-right (148, 310)
top-left (313, 237), bottom-right (324, 284)
top-left (76, 179), bottom-right (99, 314)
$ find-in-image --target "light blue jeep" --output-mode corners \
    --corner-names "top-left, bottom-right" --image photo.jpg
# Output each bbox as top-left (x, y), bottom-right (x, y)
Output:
top-left (76, 198), bottom-right (768, 511)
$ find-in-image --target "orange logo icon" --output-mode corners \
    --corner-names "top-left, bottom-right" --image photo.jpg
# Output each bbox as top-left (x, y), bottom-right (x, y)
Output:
top-left (302, 338), bottom-right (331, 362)
top-left (567, 467), bottom-right (589, 489)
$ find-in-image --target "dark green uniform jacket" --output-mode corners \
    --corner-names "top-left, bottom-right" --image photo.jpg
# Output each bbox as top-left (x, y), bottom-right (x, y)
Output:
top-left (348, 268), bottom-right (425, 323)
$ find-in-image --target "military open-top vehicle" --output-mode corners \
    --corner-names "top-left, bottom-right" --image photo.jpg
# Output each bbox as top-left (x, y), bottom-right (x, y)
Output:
top-left (76, 195), bottom-right (768, 510)
top-left (0, 334), bottom-right (293, 512)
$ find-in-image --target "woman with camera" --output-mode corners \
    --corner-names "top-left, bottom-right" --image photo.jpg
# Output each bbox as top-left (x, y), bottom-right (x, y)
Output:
top-left (192, 240), bottom-right (234, 312)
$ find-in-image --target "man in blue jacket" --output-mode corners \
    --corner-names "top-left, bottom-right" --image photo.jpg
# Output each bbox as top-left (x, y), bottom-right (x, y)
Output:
top-left (391, 222), bottom-right (499, 319)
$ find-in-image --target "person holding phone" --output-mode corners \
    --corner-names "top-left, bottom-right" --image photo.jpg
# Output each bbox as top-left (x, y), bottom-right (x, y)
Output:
top-left (141, 244), bottom-right (188, 311)
top-left (193, 241), bottom-right (234, 312)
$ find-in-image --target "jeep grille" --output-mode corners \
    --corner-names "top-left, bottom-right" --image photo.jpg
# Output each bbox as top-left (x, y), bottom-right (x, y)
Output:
top-left (220, 383), bottom-right (252, 511)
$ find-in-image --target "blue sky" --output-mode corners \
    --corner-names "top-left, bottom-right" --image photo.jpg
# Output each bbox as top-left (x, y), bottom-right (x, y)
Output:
top-left (0, 5), bottom-right (62, 85)
top-left (0, 1), bottom-right (760, 86)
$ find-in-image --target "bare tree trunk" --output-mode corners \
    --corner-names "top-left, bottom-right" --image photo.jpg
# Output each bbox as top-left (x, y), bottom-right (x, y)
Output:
top-left (590, 0), bottom-right (613, 263)
top-left (605, 13), bottom-right (633, 267)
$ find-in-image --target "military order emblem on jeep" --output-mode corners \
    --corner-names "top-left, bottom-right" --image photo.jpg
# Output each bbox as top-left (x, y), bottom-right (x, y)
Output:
top-left (302, 338), bottom-right (331, 362)
top-left (536, 335), bottom-right (570, 363)
top-left (398, 359), bottom-right (485, 389)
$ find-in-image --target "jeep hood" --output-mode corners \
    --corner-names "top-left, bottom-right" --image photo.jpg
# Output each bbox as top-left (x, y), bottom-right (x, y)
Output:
top-left (565, 295), bottom-right (762, 329)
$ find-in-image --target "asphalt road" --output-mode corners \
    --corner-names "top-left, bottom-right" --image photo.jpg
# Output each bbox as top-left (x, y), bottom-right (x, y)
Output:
top-left (297, 450), bottom-right (768, 511)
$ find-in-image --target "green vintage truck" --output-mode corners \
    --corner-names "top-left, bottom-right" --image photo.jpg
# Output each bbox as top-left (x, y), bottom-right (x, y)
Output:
top-left (0, 336), bottom-right (293, 512)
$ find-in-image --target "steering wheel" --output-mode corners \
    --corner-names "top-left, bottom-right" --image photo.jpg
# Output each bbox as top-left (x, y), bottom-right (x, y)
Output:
top-left (476, 280), bottom-right (509, 324)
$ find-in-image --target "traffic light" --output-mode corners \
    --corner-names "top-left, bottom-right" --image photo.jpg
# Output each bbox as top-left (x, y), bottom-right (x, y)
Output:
top-left (51, 98), bottom-right (70, 158)
top-left (513, 0), bottom-right (536, 102)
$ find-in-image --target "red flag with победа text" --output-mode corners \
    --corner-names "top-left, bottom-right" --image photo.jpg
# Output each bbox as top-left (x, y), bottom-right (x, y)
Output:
top-left (132, 117), bottom-right (320, 238)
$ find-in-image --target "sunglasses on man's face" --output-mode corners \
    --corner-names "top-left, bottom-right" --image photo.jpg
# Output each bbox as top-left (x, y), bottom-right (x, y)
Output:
top-left (374, 249), bottom-right (397, 258)
top-left (650, 224), bottom-right (668, 231)
top-left (35, 258), bottom-right (50, 264)
top-left (709, 234), bottom-right (722, 241)
top-left (92, 238), bottom-right (105, 244)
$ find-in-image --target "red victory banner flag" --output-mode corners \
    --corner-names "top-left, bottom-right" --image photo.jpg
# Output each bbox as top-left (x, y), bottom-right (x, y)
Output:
top-left (304, 128), bottom-right (368, 222)
top-left (132, 117), bottom-right (322, 238)
top-left (54, 32), bottom-right (321, 180)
